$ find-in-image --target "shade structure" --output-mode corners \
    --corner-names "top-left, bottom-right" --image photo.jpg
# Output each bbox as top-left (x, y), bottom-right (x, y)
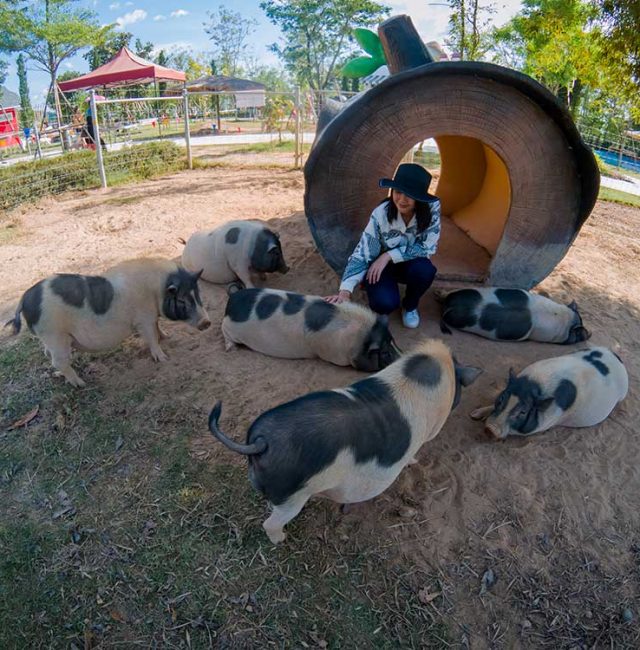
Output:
top-left (186, 75), bottom-right (266, 108)
top-left (58, 47), bottom-right (185, 92)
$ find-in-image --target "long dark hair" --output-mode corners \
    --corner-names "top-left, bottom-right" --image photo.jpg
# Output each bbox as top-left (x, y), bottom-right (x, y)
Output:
top-left (381, 194), bottom-right (435, 233)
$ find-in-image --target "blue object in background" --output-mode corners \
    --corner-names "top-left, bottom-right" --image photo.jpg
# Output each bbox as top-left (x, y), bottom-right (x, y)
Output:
top-left (594, 148), bottom-right (640, 174)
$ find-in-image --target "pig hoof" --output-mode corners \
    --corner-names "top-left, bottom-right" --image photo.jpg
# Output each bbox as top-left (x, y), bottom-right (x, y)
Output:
top-left (340, 503), bottom-right (353, 515)
top-left (151, 349), bottom-right (169, 362)
top-left (157, 326), bottom-right (169, 340)
top-left (265, 529), bottom-right (286, 544)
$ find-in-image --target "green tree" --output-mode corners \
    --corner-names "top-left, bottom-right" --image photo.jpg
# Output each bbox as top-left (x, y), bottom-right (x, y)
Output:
top-left (447, 0), bottom-right (496, 60)
top-left (245, 56), bottom-right (292, 90)
top-left (493, 0), bottom-right (599, 112)
top-left (134, 38), bottom-right (154, 61)
top-left (0, 0), bottom-right (114, 129)
top-left (0, 58), bottom-right (7, 86)
top-left (260, 0), bottom-right (390, 90)
top-left (204, 6), bottom-right (257, 76)
top-left (262, 95), bottom-right (294, 141)
top-left (596, 0), bottom-right (640, 81)
top-left (83, 31), bottom-right (132, 70)
top-left (16, 53), bottom-right (33, 127)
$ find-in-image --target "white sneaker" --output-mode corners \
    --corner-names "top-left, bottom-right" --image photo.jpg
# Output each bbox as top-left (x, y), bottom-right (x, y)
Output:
top-left (402, 309), bottom-right (420, 329)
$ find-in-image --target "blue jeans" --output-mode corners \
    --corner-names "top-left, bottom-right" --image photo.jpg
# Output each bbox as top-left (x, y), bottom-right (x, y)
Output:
top-left (364, 257), bottom-right (437, 315)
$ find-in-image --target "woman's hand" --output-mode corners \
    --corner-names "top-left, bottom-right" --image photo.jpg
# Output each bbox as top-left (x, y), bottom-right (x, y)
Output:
top-left (366, 252), bottom-right (391, 284)
top-left (324, 290), bottom-right (351, 304)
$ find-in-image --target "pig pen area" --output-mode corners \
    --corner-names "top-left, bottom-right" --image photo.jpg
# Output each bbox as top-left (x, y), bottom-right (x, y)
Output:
top-left (1, 165), bottom-right (639, 648)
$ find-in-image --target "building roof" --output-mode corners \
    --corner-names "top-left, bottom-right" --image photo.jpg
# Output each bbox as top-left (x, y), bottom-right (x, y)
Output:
top-left (185, 75), bottom-right (266, 92)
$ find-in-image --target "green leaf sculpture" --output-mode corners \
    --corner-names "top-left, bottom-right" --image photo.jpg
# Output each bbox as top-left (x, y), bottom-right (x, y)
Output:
top-left (341, 28), bottom-right (387, 79)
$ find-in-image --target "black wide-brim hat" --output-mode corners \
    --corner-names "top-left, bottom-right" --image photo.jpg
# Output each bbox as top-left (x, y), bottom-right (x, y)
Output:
top-left (379, 163), bottom-right (439, 203)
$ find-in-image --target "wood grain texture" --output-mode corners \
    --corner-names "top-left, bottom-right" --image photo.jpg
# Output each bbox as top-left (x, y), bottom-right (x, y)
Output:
top-left (304, 62), bottom-right (600, 289)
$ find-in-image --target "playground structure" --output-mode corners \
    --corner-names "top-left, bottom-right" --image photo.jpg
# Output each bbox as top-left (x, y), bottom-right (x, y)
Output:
top-left (304, 15), bottom-right (600, 289)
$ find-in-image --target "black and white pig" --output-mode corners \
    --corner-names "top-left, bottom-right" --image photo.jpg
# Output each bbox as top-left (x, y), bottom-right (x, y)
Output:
top-left (222, 287), bottom-right (401, 371)
top-left (181, 220), bottom-right (289, 288)
top-left (470, 347), bottom-right (628, 439)
top-left (5, 258), bottom-right (211, 387)
top-left (208, 339), bottom-right (482, 543)
top-left (437, 287), bottom-right (590, 344)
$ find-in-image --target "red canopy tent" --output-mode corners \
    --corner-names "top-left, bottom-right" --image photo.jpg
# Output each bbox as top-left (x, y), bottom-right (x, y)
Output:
top-left (58, 47), bottom-right (185, 91)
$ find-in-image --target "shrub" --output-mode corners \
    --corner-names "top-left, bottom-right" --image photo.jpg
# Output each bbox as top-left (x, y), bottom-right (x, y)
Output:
top-left (0, 142), bottom-right (186, 213)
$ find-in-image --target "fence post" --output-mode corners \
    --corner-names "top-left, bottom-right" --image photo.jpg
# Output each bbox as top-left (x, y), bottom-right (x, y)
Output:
top-left (294, 85), bottom-right (301, 169)
top-left (90, 89), bottom-right (107, 189)
top-left (33, 122), bottom-right (43, 160)
top-left (183, 89), bottom-right (192, 170)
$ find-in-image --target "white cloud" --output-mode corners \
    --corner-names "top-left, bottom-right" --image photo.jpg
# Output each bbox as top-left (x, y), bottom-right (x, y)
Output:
top-left (170, 9), bottom-right (189, 18)
top-left (64, 62), bottom-right (74, 69)
top-left (125, 1), bottom-right (134, 5)
top-left (151, 41), bottom-right (192, 58)
top-left (154, 14), bottom-right (167, 21)
top-left (109, 1), bottom-right (120, 9)
top-left (116, 9), bottom-right (147, 28)
top-left (385, 0), bottom-right (522, 44)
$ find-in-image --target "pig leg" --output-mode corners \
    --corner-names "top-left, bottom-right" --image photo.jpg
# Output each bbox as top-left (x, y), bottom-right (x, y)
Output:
top-left (263, 493), bottom-right (310, 544)
top-left (137, 320), bottom-right (169, 362)
top-left (232, 265), bottom-right (254, 289)
top-left (470, 405), bottom-right (494, 421)
top-left (43, 334), bottom-right (85, 387)
top-left (156, 320), bottom-right (169, 341)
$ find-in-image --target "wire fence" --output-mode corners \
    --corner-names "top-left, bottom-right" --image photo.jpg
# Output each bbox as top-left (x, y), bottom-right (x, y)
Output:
top-left (2, 84), bottom-right (639, 214)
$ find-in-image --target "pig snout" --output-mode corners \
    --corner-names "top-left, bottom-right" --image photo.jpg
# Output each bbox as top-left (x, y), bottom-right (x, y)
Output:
top-left (197, 317), bottom-right (212, 331)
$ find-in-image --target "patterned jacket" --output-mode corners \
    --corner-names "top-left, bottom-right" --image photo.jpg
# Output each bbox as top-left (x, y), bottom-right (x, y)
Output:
top-left (339, 200), bottom-right (441, 292)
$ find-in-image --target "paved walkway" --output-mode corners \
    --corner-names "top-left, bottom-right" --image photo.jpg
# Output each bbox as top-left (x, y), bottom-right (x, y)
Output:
top-left (600, 174), bottom-right (640, 197)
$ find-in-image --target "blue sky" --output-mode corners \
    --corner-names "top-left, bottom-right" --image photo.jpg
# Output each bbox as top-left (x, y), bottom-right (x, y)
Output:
top-left (3, 0), bottom-right (524, 105)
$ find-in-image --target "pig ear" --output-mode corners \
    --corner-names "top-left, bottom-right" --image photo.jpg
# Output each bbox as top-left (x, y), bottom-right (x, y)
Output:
top-left (567, 300), bottom-right (578, 313)
top-left (193, 269), bottom-right (204, 281)
top-left (508, 367), bottom-right (517, 382)
top-left (457, 365), bottom-right (483, 387)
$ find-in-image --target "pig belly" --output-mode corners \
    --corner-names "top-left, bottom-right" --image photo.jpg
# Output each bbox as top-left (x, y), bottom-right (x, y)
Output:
top-left (315, 456), bottom-right (405, 504)
top-left (183, 235), bottom-right (235, 283)
top-left (67, 318), bottom-right (133, 351)
top-left (560, 394), bottom-right (620, 428)
top-left (233, 329), bottom-right (314, 359)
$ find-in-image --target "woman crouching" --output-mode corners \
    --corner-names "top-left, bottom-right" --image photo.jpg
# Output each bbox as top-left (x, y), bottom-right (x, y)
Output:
top-left (325, 163), bottom-right (441, 329)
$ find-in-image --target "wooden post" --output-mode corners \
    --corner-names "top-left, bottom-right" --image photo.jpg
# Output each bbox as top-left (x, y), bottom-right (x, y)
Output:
top-left (183, 89), bottom-right (192, 170)
top-left (90, 90), bottom-right (107, 189)
top-left (378, 15), bottom-right (435, 74)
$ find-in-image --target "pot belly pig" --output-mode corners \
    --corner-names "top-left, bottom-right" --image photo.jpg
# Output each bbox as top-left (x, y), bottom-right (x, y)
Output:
top-left (181, 220), bottom-right (289, 288)
top-left (208, 339), bottom-right (482, 543)
top-left (471, 346), bottom-right (628, 439)
top-left (437, 288), bottom-right (590, 344)
top-left (5, 259), bottom-right (211, 387)
top-left (222, 287), bottom-right (401, 371)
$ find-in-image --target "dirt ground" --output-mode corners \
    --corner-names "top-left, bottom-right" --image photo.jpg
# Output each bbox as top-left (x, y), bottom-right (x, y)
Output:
top-left (1, 165), bottom-right (639, 647)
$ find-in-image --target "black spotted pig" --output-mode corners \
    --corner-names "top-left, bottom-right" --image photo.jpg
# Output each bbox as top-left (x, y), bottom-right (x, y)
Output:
top-left (181, 220), bottom-right (288, 288)
top-left (437, 287), bottom-right (590, 344)
top-left (208, 339), bottom-right (482, 543)
top-left (5, 259), bottom-right (211, 387)
top-left (222, 287), bottom-right (401, 371)
top-left (471, 347), bottom-right (628, 439)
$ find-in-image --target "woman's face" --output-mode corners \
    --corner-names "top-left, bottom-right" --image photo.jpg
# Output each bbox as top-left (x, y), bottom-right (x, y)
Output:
top-left (392, 190), bottom-right (415, 218)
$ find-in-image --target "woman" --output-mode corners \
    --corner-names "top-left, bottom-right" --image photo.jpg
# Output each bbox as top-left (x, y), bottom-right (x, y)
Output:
top-left (325, 163), bottom-right (441, 329)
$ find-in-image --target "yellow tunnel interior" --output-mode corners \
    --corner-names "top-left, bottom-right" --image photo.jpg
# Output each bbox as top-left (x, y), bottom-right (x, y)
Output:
top-left (432, 135), bottom-right (511, 258)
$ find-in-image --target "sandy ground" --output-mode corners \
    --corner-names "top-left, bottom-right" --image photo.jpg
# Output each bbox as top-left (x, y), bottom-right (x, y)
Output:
top-left (1, 166), bottom-right (639, 645)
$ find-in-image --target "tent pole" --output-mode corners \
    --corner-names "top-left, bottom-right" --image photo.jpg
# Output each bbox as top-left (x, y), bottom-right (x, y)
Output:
top-left (155, 78), bottom-right (161, 137)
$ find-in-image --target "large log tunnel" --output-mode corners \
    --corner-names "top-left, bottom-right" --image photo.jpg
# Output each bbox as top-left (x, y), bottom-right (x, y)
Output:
top-left (304, 15), bottom-right (600, 289)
